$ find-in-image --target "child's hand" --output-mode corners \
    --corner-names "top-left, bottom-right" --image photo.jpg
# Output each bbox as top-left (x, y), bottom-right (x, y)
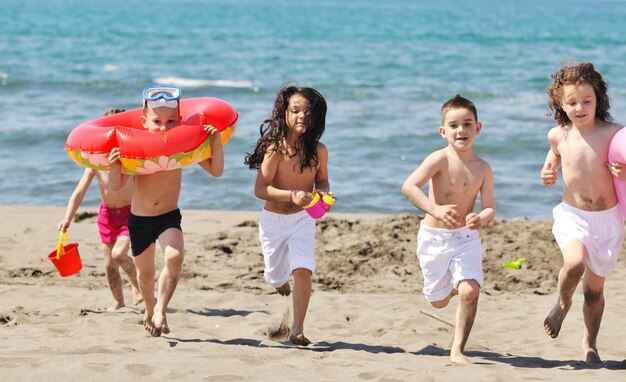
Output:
top-left (433, 204), bottom-right (461, 228)
top-left (465, 213), bottom-right (481, 230)
top-left (108, 147), bottom-right (121, 165)
top-left (57, 219), bottom-right (70, 232)
top-left (291, 190), bottom-right (313, 207)
top-left (608, 162), bottom-right (626, 180)
top-left (313, 189), bottom-right (333, 197)
top-left (541, 162), bottom-right (558, 187)
top-left (204, 124), bottom-right (222, 147)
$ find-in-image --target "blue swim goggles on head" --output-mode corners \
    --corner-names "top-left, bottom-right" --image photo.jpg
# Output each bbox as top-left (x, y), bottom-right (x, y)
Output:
top-left (142, 85), bottom-right (182, 109)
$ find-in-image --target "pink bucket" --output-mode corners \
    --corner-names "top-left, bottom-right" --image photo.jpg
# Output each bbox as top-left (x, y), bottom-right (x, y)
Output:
top-left (303, 193), bottom-right (336, 219)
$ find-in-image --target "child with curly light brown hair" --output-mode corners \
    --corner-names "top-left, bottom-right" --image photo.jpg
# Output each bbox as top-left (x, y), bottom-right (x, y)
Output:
top-left (540, 62), bottom-right (625, 364)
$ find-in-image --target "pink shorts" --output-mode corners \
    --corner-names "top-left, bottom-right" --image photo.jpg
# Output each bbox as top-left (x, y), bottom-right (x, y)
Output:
top-left (97, 202), bottom-right (131, 244)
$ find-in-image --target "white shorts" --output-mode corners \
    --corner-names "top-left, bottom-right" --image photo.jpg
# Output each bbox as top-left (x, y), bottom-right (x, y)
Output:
top-left (259, 209), bottom-right (316, 288)
top-left (552, 202), bottom-right (624, 277)
top-left (416, 224), bottom-right (484, 302)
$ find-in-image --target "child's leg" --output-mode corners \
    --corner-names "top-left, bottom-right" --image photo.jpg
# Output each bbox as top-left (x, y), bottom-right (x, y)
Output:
top-left (276, 282), bottom-right (291, 296)
top-left (429, 289), bottom-right (456, 309)
top-left (153, 227), bottom-right (184, 335)
top-left (258, 211), bottom-right (291, 294)
top-left (110, 236), bottom-right (142, 305)
top-left (450, 279), bottom-right (480, 364)
top-left (291, 267), bottom-right (312, 346)
top-left (102, 243), bottom-right (124, 311)
top-left (581, 269), bottom-right (606, 364)
top-left (132, 244), bottom-right (158, 335)
top-left (544, 240), bottom-right (586, 338)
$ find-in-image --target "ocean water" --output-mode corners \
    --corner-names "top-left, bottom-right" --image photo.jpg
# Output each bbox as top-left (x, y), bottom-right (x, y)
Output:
top-left (1, 0), bottom-right (626, 220)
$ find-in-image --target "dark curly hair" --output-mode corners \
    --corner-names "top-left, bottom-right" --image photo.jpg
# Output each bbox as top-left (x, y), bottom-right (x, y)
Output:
top-left (547, 62), bottom-right (611, 126)
top-left (245, 85), bottom-right (327, 172)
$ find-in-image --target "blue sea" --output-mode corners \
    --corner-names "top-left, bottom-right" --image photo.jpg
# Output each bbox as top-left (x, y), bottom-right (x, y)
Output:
top-left (2, 0), bottom-right (626, 219)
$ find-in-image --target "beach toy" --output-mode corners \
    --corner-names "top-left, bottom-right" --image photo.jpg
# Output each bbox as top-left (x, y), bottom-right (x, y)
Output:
top-left (502, 257), bottom-right (526, 270)
top-left (608, 127), bottom-right (626, 218)
top-left (48, 231), bottom-right (82, 277)
top-left (65, 97), bottom-right (238, 175)
top-left (303, 193), bottom-right (336, 219)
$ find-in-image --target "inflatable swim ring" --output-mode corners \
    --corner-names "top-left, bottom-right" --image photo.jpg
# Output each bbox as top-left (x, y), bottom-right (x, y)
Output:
top-left (65, 97), bottom-right (238, 175)
top-left (608, 127), bottom-right (626, 218)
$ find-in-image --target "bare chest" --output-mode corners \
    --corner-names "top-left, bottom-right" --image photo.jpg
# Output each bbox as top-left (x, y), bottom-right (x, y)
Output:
top-left (135, 170), bottom-right (181, 196)
top-left (275, 155), bottom-right (317, 186)
top-left (432, 162), bottom-right (483, 202)
top-left (558, 135), bottom-right (609, 174)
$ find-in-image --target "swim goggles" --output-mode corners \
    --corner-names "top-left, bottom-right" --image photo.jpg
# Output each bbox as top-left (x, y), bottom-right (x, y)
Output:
top-left (142, 85), bottom-right (182, 109)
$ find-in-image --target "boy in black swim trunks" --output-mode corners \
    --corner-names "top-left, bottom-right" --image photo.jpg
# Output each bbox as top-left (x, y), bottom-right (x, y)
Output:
top-left (109, 86), bottom-right (224, 336)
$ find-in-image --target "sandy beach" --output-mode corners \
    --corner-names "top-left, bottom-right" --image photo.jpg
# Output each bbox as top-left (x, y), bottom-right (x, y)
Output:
top-left (1, 205), bottom-right (625, 381)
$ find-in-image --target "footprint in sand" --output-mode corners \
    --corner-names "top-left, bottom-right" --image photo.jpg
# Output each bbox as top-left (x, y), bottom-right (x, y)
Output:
top-left (125, 363), bottom-right (153, 377)
top-left (204, 374), bottom-right (246, 381)
top-left (85, 362), bottom-right (112, 373)
top-left (358, 372), bottom-right (380, 380)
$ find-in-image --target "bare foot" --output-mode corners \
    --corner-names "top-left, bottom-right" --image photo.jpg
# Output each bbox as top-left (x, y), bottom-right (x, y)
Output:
top-left (153, 312), bottom-right (170, 335)
top-left (584, 348), bottom-right (602, 365)
top-left (544, 301), bottom-right (568, 338)
top-left (276, 282), bottom-right (291, 296)
top-left (289, 332), bottom-right (311, 346)
top-left (450, 350), bottom-right (472, 364)
top-left (143, 311), bottom-right (160, 337)
top-left (132, 287), bottom-right (143, 305)
top-left (106, 300), bottom-right (124, 312)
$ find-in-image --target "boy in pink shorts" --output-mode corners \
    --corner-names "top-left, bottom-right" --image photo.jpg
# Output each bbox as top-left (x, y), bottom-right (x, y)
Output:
top-left (58, 109), bottom-right (142, 311)
top-left (97, 201), bottom-right (131, 243)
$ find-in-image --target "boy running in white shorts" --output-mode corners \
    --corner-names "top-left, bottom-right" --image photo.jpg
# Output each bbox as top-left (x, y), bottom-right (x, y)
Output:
top-left (402, 94), bottom-right (496, 364)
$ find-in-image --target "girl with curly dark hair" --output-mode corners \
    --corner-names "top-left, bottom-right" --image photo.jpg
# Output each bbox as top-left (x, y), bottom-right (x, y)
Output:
top-left (245, 85), bottom-right (331, 346)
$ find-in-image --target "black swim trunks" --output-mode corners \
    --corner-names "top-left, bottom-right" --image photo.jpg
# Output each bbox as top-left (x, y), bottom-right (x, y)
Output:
top-left (128, 209), bottom-right (182, 257)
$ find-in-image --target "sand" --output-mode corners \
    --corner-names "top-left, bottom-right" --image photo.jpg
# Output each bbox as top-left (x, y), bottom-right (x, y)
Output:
top-left (0, 205), bottom-right (625, 381)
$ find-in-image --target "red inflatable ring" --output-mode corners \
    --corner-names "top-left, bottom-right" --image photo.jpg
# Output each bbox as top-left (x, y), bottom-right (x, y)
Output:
top-left (65, 97), bottom-right (238, 175)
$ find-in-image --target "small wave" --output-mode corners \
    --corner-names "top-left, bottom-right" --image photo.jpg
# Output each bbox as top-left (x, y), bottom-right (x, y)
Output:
top-left (154, 76), bottom-right (255, 89)
top-left (102, 64), bottom-right (121, 71)
top-left (0, 72), bottom-right (8, 86)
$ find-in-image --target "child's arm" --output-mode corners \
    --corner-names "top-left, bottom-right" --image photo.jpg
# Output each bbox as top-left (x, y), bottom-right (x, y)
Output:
top-left (402, 152), bottom-right (461, 227)
top-left (57, 168), bottom-right (96, 232)
top-left (541, 149), bottom-right (560, 187)
top-left (312, 143), bottom-right (330, 195)
top-left (465, 164), bottom-right (496, 230)
top-left (108, 148), bottom-right (128, 191)
top-left (197, 125), bottom-right (224, 177)
top-left (541, 129), bottom-right (561, 187)
top-left (608, 126), bottom-right (626, 180)
top-left (254, 146), bottom-right (308, 205)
